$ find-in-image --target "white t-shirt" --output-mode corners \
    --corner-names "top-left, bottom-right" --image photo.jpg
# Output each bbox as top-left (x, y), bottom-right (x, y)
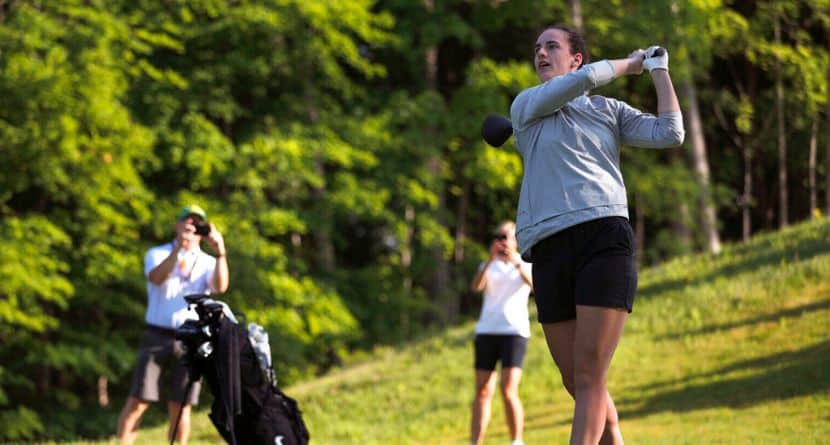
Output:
top-left (474, 259), bottom-right (532, 337)
top-left (144, 242), bottom-right (217, 329)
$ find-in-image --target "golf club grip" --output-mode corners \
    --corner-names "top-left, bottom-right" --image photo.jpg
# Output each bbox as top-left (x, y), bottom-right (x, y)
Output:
top-left (643, 47), bottom-right (666, 58)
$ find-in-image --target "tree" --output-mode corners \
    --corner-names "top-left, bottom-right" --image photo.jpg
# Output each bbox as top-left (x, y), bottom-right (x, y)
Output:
top-left (0, 1), bottom-right (156, 438)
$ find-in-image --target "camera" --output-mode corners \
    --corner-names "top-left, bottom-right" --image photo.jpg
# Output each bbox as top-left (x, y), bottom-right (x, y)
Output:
top-left (194, 221), bottom-right (211, 236)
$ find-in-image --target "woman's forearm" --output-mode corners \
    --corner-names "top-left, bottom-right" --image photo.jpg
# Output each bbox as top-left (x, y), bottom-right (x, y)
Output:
top-left (651, 69), bottom-right (681, 113)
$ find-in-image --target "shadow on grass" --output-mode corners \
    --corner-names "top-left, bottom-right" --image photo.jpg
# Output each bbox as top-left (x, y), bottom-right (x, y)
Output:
top-left (64, 388), bottom-right (217, 441)
top-left (658, 297), bottom-right (830, 340)
top-left (524, 408), bottom-right (573, 429)
top-left (48, 400), bottom-right (170, 441)
top-left (618, 339), bottom-right (830, 419)
top-left (638, 224), bottom-right (830, 300)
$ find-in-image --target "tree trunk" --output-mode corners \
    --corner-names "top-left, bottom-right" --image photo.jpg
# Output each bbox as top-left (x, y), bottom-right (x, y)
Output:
top-left (97, 375), bottom-right (109, 406)
top-left (290, 233), bottom-right (302, 278)
top-left (305, 90), bottom-right (336, 274)
top-left (427, 157), bottom-right (453, 323)
top-left (673, 202), bottom-right (692, 254)
top-left (402, 205), bottom-right (414, 294)
top-left (825, 51), bottom-right (830, 215)
top-left (670, 151), bottom-right (692, 251)
top-left (0, 0), bottom-right (19, 24)
top-left (680, 78), bottom-right (722, 254)
top-left (422, 0), bottom-right (454, 324)
top-left (569, 0), bottom-right (583, 33)
top-left (775, 17), bottom-right (788, 228)
top-left (810, 117), bottom-right (818, 219)
top-left (454, 182), bottom-right (469, 264)
top-left (742, 143), bottom-right (753, 241)
top-left (311, 164), bottom-right (335, 274)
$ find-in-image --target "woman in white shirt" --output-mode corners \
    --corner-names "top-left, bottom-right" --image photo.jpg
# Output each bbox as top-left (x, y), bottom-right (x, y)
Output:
top-left (469, 221), bottom-right (533, 445)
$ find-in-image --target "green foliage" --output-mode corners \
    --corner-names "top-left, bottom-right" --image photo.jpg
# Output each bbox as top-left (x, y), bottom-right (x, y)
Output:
top-left (2, 0), bottom-right (830, 441)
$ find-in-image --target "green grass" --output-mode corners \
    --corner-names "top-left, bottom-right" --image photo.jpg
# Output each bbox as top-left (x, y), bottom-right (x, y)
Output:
top-left (85, 218), bottom-right (830, 444)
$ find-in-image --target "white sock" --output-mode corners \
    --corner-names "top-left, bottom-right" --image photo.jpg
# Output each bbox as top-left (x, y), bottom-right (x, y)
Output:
top-left (510, 440), bottom-right (525, 445)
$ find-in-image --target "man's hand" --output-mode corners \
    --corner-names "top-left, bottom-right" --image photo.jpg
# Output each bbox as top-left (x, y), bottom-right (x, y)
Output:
top-left (643, 46), bottom-right (668, 72)
top-left (207, 223), bottom-right (229, 292)
top-left (205, 223), bottom-right (226, 256)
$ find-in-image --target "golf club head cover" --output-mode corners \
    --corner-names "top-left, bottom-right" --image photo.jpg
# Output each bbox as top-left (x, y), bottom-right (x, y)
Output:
top-left (482, 114), bottom-right (513, 147)
top-left (643, 46), bottom-right (668, 72)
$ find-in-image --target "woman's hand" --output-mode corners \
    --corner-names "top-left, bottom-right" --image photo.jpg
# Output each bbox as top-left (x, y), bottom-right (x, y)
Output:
top-left (626, 49), bottom-right (645, 75)
top-left (507, 249), bottom-right (523, 267)
top-left (509, 249), bottom-right (533, 286)
top-left (489, 240), bottom-right (505, 260)
top-left (643, 46), bottom-right (669, 72)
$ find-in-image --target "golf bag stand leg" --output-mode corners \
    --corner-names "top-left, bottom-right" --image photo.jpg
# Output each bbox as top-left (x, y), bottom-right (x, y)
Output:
top-left (170, 375), bottom-right (196, 445)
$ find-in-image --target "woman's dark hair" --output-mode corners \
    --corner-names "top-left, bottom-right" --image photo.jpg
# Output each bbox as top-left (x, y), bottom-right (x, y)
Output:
top-left (539, 24), bottom-right (590, 68)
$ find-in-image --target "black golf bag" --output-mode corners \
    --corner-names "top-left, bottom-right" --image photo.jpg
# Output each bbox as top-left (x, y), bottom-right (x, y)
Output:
top-left (176, 294), bottom-right (310, 445)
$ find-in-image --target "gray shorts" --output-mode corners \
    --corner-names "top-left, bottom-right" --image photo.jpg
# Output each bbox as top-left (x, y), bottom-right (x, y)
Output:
top-left (128, 325), bottom-right (201, 405)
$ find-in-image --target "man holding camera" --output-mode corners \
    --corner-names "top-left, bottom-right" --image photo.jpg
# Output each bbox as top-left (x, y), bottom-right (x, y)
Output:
top-left (116, 205), bottom-right (229, 445)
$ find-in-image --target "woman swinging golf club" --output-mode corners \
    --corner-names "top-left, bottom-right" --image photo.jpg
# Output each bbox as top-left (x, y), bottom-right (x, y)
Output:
top-left (509, 24), bottom-right (684, 444)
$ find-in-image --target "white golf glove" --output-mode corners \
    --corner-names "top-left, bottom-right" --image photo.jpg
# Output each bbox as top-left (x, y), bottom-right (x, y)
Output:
top-left (643, 46), bottom-right (668, 72)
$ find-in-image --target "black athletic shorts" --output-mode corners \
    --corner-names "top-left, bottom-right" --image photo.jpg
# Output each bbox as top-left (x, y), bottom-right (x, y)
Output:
top-left (474, 334), bottom-right (529, 371)
top-left (531, 216), bottom-right (637, 324)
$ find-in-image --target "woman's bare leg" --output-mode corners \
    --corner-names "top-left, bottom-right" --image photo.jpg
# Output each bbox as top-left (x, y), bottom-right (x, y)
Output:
top-left (500, 367), bottom-right (524, 442)
top-left (542, 317), bottom-right (625, 445)
top-left (570, 306), bottom-right (627, 445)
top-left (471, 369), bottom-right (498, 445)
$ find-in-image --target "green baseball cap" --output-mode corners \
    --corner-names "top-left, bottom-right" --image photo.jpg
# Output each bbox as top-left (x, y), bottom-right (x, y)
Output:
top-left (177, 204), bottom-right (207, 221)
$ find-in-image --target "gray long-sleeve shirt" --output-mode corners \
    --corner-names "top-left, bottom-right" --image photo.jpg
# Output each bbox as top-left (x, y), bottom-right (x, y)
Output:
top-left (510, 60), bottom-right (685, 260)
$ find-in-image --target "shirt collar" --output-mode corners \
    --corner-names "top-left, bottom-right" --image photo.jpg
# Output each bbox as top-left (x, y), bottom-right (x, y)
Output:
top-left (171, 240), bottom-right (202, 255)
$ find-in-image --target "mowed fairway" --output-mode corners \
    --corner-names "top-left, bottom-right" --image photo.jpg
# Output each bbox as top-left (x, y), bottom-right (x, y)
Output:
top-left (95, 218), bottom-right (830, 444)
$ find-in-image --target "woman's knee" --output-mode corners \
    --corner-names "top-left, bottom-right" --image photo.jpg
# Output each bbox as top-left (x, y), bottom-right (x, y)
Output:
top-left (604, 396), bottom-right (619, 424)
top-left (475, 382), bottom-right (496, 401)
top-left (500, 381), bottom-right (520, 400)
top-left (550, 362), bottom-right (576, 396)
top-left (573, 353), bottom-right (607, 390)
top-left (605, 410), bottom-right (619, 429)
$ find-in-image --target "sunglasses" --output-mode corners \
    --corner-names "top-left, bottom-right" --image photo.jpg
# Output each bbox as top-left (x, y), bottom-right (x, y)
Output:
top-left (493, 234), bottom-right (508, 241)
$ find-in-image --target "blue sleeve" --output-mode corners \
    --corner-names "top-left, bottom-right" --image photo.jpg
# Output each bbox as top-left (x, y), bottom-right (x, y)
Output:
top-left (616, 101), bottom-right (685, 148)
top-left (511, 60), bottom-right (616, 130)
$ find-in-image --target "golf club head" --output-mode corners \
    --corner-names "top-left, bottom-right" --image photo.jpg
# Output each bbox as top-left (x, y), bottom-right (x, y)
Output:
top-left (482, 114), bottom-right (513, 147)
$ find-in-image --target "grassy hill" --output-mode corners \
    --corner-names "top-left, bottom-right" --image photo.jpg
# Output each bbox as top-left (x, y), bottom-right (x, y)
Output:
top-left (102, 218), bottom-right (830, 444)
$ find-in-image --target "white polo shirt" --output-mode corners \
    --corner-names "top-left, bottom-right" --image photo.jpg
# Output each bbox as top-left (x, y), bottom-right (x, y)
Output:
top-left (474, 259), bottom-right (532, 338)
top-left (144, 242), bottom-right (217, 329)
